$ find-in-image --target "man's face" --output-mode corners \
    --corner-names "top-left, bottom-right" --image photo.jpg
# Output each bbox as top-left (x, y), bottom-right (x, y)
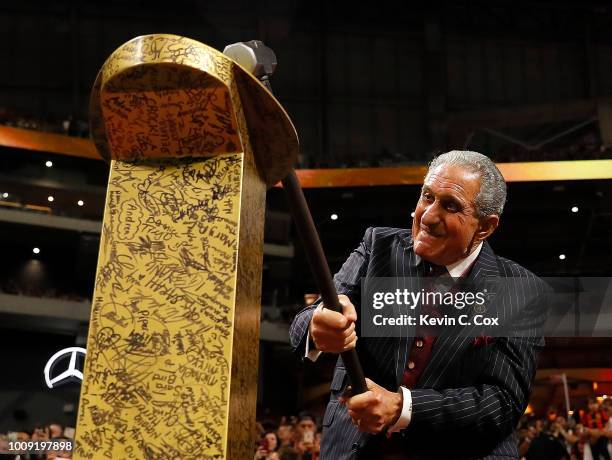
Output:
top-left (277, 425), bottom-right (293, 443)
top-left (555, 416), bottom-right (566, 428)
top-left (48, 424), bottom-right (63, 438)
top-left (298, 419), bottom-right (315, 433)
top-left (412, 163), bottom-right (490, 266)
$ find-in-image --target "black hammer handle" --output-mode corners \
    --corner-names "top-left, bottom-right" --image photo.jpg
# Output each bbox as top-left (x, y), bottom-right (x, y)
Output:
top-left (282, 171), bottom-right (367, 394)
top-left (223, 40), bottom-right (368, 395)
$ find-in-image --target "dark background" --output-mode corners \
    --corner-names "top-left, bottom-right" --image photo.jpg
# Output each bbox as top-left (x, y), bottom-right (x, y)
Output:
top-left (0, 0), bottom-right (611, 430)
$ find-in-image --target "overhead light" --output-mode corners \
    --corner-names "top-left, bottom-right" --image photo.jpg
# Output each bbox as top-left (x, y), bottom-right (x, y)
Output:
top-left (330, 213), bottom-right (338, 221)
top-left (2, 192), bottom-right (7, 198)
top-left (33, 247), bottom-right (40, 254)
top-left (571, 206), bottom-right (579, 213)
top-left (45, 160), bottom-right (53, 168)
top-left (47, 196), bottom-right (54, 202)
top-left (559, 254), bottom-right (566, 260)
top-left (411, 211), bottom-right (415, 218)
top-left (77, 200), bottom-right (84, 207)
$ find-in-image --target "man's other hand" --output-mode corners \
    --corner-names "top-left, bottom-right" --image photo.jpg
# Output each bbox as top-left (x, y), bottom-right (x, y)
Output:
top-left (309, 294), bottom-right (357, 354)
top-left (340, 378), bottom-right (403, 434)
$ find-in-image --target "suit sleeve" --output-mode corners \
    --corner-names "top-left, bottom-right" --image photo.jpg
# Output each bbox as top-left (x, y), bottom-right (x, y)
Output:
top-left (405, 281), bottom-right (549, 439)
top-left (288, 227), bottom-right (373, 356)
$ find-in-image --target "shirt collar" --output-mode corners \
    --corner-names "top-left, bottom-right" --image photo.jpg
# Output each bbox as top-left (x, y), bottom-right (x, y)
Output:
top-left (446, 242), bottom-right (483, 278)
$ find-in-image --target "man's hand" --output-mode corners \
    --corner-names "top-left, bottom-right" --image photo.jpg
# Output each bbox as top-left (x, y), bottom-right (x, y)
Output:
top-left (309, 294), bottom-right (357, 353)
top-left (340, 378), bottom-right (403, 434)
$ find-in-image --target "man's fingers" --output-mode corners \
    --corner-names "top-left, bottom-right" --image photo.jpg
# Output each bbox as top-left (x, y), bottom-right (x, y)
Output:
top-left (314, 328), bottom-right (355, 346)
top-left (314, 306), bottom-right (350, 329)
top-left (344, 330), bottom-right (357, 346)
top-left (338, 295), bottom-right (358, 322)
top-left (346, 391), bottom-right (376, 411)
top-left (344, 339), bottom-right (357, 352)
top-left (313, 326), bottom-right (353, 342)
top-left (312, 329), bottom-right (357, 352)
top-left (345, 321), bottom-right (356, 338)
top-left (311, 296), bottom-right (358, 353)
top-left (348, 409), bottom-right (381, 433)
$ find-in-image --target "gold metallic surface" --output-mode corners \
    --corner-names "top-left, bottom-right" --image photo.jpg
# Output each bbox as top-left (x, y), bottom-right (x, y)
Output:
top-left (75, 155), bottom-right (242, 459)
top-left (89, 34), bottom-right (298, 186)
top-left (76, 34), bottom-right (293, 459)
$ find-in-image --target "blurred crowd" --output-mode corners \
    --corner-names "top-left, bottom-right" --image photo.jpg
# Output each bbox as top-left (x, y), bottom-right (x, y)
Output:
top-left (254, 413), bottom-right (321, 460)
top-left (1, 399), bottom-right (610, 459)
top-left (0, 280), bottom-right (87, 303)
top-left (0, 422), bottom-right (74, 459)
top-left (0, 110), bottom-right (89, 138)
top-left (255, 397), bottom-right (612, 460)
top-left (493, 130), bottom-right (609, 163)
top-left (519, 397), bottom-right (612, 460)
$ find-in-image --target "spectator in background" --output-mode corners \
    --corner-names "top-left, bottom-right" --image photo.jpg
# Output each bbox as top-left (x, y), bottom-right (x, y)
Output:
top-left (553, 415), bottom-right (580, 457)
top-left (45, 437), bottom-right (72, 459)
top-left (518, 421), bottom-right (538, 458)
top-left (293, 414), bottom-right (318, 460)
top-left (525, 420), bottom-right (569, 460)
top-left (276, 420), bottom-right (298, 459)
top-left (30, 424), bottom-right (51, 460)
top-left (277, 421), bottom-right (294, 451)
top-left (582, 398), bottom-right (611, 460)
top-left (31, 424), bottom-right (49, 441)
top-left (254, 431), bottom-right (279, 460)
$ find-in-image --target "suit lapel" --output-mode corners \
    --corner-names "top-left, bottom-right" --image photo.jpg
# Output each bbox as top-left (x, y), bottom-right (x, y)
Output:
top-left (417, 241), bottom-right (500, 388)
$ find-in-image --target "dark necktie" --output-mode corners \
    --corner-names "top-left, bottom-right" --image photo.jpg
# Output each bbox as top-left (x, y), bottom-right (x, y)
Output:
top-left (400, 262), bottom-right (449, 388)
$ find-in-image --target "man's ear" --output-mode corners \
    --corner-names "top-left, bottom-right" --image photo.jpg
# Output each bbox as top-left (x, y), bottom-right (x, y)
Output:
top-left (475, 214), bottom-right (499, 242)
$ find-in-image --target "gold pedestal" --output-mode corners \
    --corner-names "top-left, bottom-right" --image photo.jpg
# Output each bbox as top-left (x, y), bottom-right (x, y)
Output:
top-left (74, 34), bottom-right (297, 459)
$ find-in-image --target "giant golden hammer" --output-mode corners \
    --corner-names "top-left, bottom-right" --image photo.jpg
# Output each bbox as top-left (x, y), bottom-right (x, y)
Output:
top-left (75, 34), bottom-right (365, 460)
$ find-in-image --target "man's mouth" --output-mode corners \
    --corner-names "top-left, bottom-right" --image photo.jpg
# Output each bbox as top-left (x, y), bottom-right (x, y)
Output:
top-left (419, 225), bottom-right (443, 238)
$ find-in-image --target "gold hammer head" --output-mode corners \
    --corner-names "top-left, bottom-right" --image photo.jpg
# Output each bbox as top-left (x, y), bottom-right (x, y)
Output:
top-left (90, 34), bottom-right (298, 186)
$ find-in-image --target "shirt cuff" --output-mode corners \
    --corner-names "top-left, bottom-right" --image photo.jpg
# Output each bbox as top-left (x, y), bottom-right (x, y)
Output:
top-left (387, 386), bottom-right (412, 433)
top-left (304, 329), bottom-right (322, 362)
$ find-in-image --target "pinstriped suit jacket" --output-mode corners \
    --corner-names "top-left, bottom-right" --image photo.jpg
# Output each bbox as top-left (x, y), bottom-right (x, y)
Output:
top-left (289, 227), bottom-right (548, 460)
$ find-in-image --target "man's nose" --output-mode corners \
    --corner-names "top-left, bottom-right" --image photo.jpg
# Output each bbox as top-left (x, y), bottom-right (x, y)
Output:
top-left (420, 201), bottom-right (442, 226)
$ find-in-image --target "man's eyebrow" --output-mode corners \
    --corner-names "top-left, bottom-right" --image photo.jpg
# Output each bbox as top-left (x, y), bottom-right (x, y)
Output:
top-left (441, 194), bottom-right (467, 206)
top-left (422, 186), bottom-right (469, 206)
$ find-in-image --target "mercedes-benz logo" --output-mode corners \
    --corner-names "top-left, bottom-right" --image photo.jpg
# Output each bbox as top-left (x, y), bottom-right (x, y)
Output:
top-left (44, 347), bottom-right (87, 389)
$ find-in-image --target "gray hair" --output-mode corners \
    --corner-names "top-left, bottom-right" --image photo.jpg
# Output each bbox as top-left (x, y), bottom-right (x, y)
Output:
top-left (427, 150), bottom-right (506, 217)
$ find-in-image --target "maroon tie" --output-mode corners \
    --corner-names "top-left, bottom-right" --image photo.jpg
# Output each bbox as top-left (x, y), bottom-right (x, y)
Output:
top-left (401, 263), bottom-right (448, 388)
top-left (381, 266), bottom-right (448, 459)
top-left (382, 263), bottom-right (475, 459)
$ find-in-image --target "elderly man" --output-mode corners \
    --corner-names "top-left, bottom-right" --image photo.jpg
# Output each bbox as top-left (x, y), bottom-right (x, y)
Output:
top-left (290, 151), bottom-right (548, 459)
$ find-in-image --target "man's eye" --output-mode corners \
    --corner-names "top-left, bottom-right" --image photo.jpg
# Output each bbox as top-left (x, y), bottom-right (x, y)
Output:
top-left (445, 202), bottom-right (459, 212)
top-left (422, 192), bottom-right (434, 202)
